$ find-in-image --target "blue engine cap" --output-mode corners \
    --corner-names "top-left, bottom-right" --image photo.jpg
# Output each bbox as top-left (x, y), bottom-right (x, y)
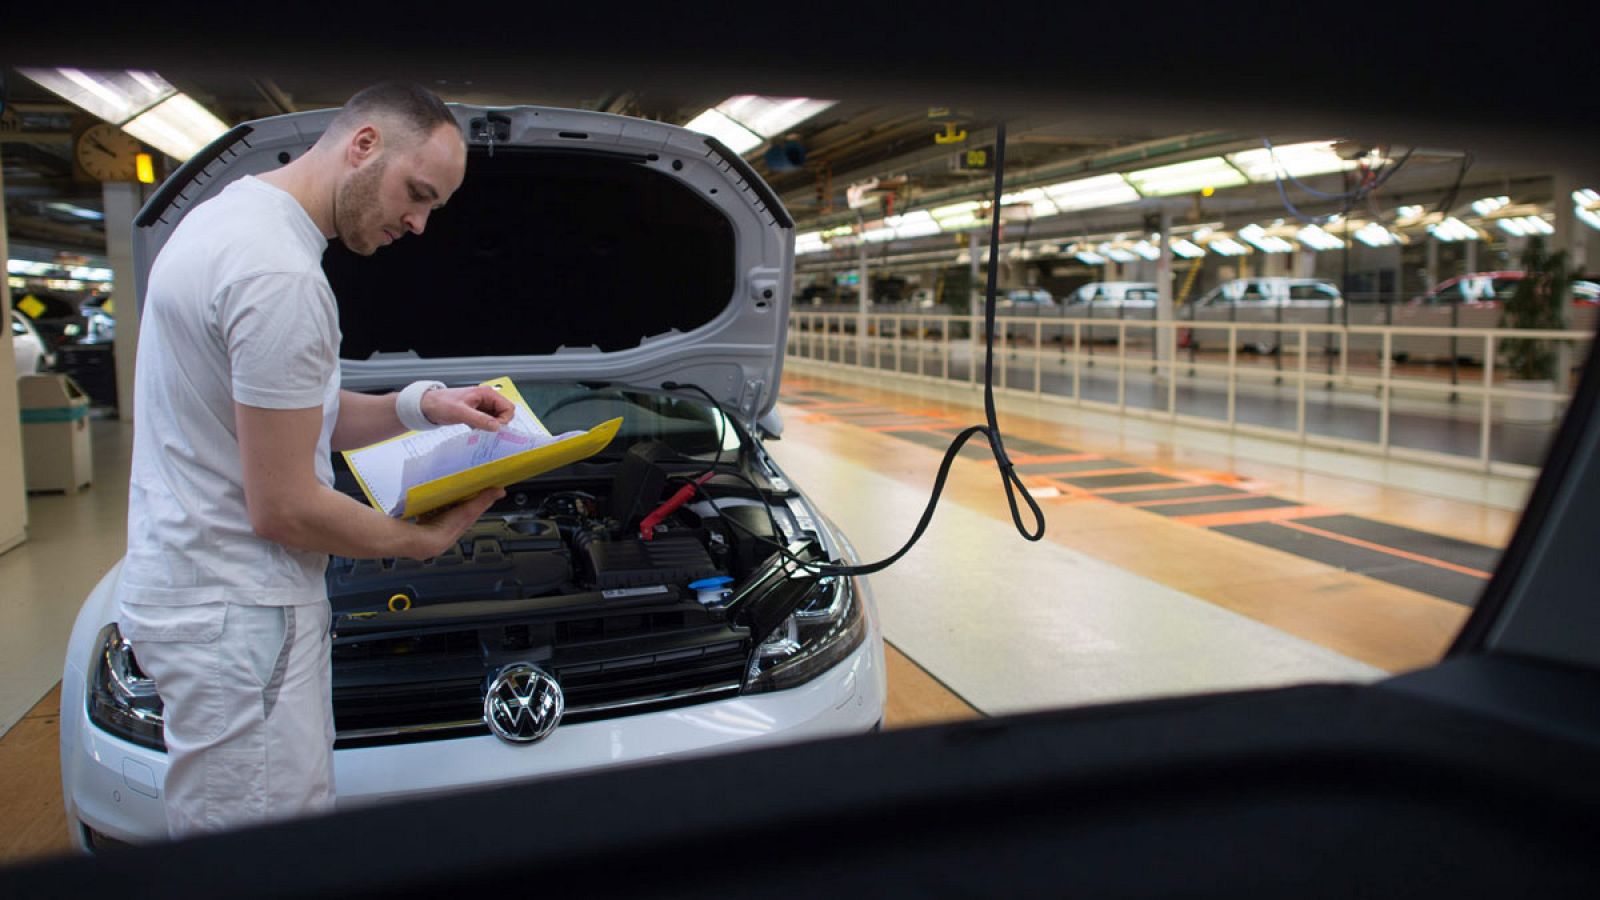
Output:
top-left (688, 576), bottom-right (735, 590)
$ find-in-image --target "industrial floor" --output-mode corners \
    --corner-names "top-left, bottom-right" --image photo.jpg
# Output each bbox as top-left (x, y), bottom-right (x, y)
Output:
top-left (0, 368), bottom-right (1527, 866)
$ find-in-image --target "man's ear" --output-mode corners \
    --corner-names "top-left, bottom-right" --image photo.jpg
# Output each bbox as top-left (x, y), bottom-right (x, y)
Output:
top-left (347, 124), bottom-right (381, 165)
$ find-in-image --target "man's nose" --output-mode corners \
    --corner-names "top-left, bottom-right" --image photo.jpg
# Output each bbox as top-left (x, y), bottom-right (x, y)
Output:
top-left (402, 209), bottom-right (429, 235)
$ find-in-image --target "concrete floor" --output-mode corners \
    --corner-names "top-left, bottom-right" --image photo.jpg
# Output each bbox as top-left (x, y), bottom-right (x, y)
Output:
top-left (0, 365), bottom-right (1525, 866)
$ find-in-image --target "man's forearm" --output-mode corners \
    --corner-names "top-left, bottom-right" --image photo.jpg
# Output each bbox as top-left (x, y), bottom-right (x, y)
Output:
top-left (331, 389), bottom-right (406, 451)
top-left (256, 480), bottom-right (427, 560)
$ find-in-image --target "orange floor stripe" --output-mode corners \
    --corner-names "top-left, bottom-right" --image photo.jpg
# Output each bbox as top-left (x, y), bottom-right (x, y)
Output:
top-left (1011, 453), bottom-right (1100, 465)
top-left (1130, 493), bottom-right (1272, 509)
top-left (1043, 466), bottom-right (1146, 479)
top-left (1176, 506), bottom-right (1337, 528)
top-left (1277, 519), bottom-right (1494, 579)
top-left (1091, 479), bottom-right (1212, 495)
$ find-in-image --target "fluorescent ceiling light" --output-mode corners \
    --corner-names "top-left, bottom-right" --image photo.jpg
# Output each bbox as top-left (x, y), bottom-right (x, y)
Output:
top-left (1296, 224), bottom-right (1345, 251)
top-left (19, 66), bottom-right (226, 161)
top-left (934, 213), bottom-right (983, 230)
top-left (1428, 217), bottom-right (1480, 242)
top-left (8, 259), bottom-right (57, 276)
top-left (930, 201), bottom-right (982, 220)
top-left (1042, 174), bottom-right (1142, 211)
top-left (1170, 239), bottom-right (1206, 258)
top-left (19, 67), bottom-right (174, 124)
top-left (795, 231), bottom-right (829, 254)
top-left (714, 95), bottom-right (836, 138)
top-left (1098, 244), bottom-right (1137, 263)
top-left (1075, 251), bottom-right (1107, 264)
top-left (684, 108), bottom-right (763, 155)
top-left (1131, 240), bottom-right (1160, 261)
top-left (1496, 215), bottom-right (1553, 237)
top-left (1206, 237), bottom-right (1250, 256)
top-left (1395, 205), bottom-right (1426, 224)
top-left (1001, 188), bottom-right (1059, 218)
top-left (1354, 222), bottom-right (1398, 247)
top-left (1124, 157), bottom-right (1248, 197)
top-left (887, 211), bottom-right (942, 239)
top-left (1238, 224), bottom-right (1294, 253)
top-left (1228, 141), bottom-right (1360, 183)
top-left (122, 93), bottom-right (229, 162)
top-left (1470, 195), bottom-right (1511, 216)
top-left (861, 223), bottom-right (897, 243)
top-left (46, 202), bottom-right (104, 221)
top-left (1577, 192), bottom-right (1600, 232)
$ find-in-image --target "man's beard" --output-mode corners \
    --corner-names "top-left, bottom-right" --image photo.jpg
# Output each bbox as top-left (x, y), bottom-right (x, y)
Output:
top-left (334, 158), bottom-right (388, 256)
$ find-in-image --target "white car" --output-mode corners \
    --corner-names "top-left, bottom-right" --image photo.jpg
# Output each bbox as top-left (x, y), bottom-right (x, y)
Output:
top-left (59, 104), bottom-right (886, 849)
top-left (1067, 281), bottom-right (1160, 309)
top-left (11, 310), bottom-right (54, 376)
top-left (1183, 277), bottom-right (1344, 353)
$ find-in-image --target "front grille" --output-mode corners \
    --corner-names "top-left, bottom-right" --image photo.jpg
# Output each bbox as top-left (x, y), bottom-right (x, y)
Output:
top-left (330, 608), bottom-right (749, 748)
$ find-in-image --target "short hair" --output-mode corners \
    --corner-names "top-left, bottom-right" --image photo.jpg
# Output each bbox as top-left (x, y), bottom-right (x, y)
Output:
top-left (324, 81), bottom-right (460, 148)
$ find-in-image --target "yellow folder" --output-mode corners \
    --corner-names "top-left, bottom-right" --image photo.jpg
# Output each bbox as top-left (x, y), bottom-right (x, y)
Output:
top-left (342, 376), bottom-right (622, 519)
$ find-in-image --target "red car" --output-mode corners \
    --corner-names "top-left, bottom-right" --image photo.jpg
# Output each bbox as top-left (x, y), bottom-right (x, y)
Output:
top-left (1409, 271), bottom-right (1600, 307)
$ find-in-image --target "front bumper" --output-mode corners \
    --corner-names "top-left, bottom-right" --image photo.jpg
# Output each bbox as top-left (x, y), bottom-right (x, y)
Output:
top-left (61, 626), bottom-right (885, 848)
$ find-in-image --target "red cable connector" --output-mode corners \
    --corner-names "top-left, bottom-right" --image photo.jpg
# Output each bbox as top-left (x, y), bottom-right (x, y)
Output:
top-left (639, 472), bottom-right (715, 541)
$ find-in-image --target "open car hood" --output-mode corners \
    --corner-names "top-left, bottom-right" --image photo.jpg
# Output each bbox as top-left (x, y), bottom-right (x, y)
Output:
top-left (132, 105), bottom-right (795, 424)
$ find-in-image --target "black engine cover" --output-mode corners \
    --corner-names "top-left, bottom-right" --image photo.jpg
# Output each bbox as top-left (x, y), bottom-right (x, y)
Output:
top-left (327, 518), bottom-right (573, 614)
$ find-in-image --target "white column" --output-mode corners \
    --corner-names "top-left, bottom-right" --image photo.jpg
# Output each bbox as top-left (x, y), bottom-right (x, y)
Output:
top-left (1550, 171), bottom-right (1579, 382)
top-left (103, 182), bottom-right (142, 421)
top-left (968, 231), bottom-right (980, 311)
top-left (0, 151), bottom-right (29, 554)
top-left (856, 232), bottom-right (869, 363)
top-left (1156, 207), bottom-right (1174, 368)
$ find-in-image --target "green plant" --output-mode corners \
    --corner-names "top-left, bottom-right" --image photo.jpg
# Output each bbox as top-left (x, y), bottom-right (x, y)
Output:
top-left (1499, 236), bottom-right (1570, 382)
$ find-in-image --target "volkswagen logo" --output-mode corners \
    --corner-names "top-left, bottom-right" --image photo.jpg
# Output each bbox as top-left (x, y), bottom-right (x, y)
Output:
top-left (483, 663), bottom-right (564, 744)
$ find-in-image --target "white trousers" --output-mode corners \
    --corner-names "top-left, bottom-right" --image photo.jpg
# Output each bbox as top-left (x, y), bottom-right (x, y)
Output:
top-left (123, 601), bottom-right (336, 838)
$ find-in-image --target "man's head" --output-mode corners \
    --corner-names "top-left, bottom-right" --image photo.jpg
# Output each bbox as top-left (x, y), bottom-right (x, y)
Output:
top-left (320, 82), bottom-right (466, 256)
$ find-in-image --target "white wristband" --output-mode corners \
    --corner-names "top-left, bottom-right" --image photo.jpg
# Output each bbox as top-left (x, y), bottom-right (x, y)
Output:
top-left (396, 380), bottom-right (446, 432)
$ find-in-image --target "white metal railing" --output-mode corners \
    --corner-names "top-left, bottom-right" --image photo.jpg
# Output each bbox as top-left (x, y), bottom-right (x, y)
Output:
top-left (786, 311), bottom-right (1596, 476)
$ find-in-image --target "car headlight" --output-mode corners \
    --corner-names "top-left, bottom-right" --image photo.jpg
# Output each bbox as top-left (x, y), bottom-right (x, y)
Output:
top-left (88, 623), bottom-right (166, 751)
top-left (743, 575), bottom-right (867, 694)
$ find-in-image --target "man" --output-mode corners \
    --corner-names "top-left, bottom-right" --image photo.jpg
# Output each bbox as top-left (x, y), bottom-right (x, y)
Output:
top-left (116, 82), bottom-right (511, 838)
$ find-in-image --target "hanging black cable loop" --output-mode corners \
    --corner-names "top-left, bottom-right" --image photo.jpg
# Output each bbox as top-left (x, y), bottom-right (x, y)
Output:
top-left (661, 121), bottom-right (1046, 579)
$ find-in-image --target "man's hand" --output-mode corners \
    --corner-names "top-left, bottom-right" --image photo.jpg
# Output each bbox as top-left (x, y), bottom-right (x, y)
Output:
top-left (409, 487), bottom-right (506, 559)
top-left (421, 385), bottom-right (516, 431)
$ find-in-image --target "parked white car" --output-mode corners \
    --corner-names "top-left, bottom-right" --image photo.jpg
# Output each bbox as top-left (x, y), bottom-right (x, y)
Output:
top-left (59, 103), bottom-right (886, 850)
top-left (11, 310), bottom-right (54, 376)
top-left (1183, 277), bottom-right (1344, 353)
top-left (1067, 281), bottom-right (1160, 309)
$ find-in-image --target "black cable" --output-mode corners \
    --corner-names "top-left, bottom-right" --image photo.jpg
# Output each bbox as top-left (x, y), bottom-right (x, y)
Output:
top-left (1434, 150), bottom-right (1475, 216)
top-left (660, 121), bottom-right (1046, 579)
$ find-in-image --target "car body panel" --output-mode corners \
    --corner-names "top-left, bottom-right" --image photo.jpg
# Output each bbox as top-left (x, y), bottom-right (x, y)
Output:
top-left (131, 105), bottom-right (795, 426)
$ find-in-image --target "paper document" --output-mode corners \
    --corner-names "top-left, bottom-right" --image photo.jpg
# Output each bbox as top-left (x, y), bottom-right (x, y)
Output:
top-left (342, 376), bottom-right (622, 519)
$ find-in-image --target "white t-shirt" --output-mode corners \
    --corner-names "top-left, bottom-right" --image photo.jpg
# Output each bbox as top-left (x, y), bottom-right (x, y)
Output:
top-left (120, 175), bottom-right (342, 609)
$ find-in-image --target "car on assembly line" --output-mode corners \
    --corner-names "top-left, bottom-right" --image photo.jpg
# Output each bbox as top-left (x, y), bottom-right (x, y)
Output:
top-left (58, 104), bottom-right (887, 850)
top-left (1391, 271), bottom-right (1600, 363)
top-left (11, 310), bottom-right (55, 376)
top-left (1180, 277), bottom-right (1344, 354)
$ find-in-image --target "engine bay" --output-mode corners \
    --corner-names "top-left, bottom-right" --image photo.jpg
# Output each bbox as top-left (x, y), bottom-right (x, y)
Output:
top-left (327, 439), bottom-right (804, 619)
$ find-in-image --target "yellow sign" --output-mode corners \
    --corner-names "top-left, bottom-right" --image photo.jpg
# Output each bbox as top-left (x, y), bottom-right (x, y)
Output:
top-left (17, 294), bottom-right (46, 319)
top-left (934, 123), bottom-right (968, 145)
